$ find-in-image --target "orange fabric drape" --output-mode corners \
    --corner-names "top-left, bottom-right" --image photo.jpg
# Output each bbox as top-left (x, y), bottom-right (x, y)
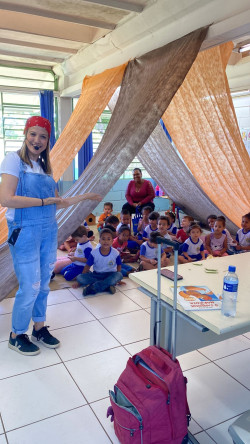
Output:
top-left (162, 42), bottom-right (250, 228)
top-left (0, 63), bottom-right (127, 244)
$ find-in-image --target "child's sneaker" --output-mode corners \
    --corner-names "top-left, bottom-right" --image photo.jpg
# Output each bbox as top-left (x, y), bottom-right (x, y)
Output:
top-left (83, 285), bottom-right (96, 297)
top-left (31, 326), bottom-right (60, 349)
top-left (8, 333), bottom-right (40, 356)
top-left (109, 285), bottom-right (116, 294)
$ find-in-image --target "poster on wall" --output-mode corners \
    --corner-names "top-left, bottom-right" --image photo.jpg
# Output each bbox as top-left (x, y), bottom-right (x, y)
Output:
top-left (241, 128), bottom-right (250, 156)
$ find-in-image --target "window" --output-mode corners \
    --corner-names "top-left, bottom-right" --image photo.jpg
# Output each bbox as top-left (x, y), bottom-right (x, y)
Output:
top-left (72, 99), bottom-right (150, 179)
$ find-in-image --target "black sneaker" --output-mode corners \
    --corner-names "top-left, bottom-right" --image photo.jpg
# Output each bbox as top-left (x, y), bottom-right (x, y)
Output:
top-left (8, 333), bottom-right (40, 356)
top-left (109, 285), bottom-right (116, 294)
top-left (82, 285), bottom-right (96, 297)
top-left (31, 326), bottom-right (60, 349)
top-left (50, 271), bottom-right (55, 281)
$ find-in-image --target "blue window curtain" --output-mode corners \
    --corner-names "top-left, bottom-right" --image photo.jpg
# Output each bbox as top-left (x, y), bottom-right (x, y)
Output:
top-left (160, 118), bottom-right (172, 142)
top-left (78, 132), bottom-right (93, 177)
top-left (39, 90), bottom-right (56, 149)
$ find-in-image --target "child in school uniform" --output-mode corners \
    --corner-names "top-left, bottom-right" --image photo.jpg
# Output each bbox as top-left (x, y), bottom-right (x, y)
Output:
top-left (179, 224), bottom-right (205, 263)
top-left (139, 231), bottom-right (169, 270)
top-left (112, 225), bottom-right (136, 276)
top-left (104, 215), bottom-right (119, 231)
top-left (157, 215), bottom-right (173, 257)
top-left (205, 218), bottom-right (228, 257)
top-left (143, 211), bottom-right (160, 238)
top-left (59, 226), bottom-right (93, 280)
top-left (165, 211), bottom-right (178, 236)
top-left (117, 209), bottom-right (142, 252)
top-left (137, 206), bottom-right (152, 237)
top-left (76, 228), bottom-right (123, 296)
top-left (235, 212), bottom-right (250, 253)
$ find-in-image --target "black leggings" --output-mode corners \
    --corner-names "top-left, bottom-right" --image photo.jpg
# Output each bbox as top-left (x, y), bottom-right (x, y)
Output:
top-left (122, 201), bottom-right (155, 215)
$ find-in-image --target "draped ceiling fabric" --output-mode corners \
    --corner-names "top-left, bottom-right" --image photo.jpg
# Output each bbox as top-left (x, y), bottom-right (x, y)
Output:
top-left (162, 42), bottom-right (250, 228)
top-left (108, 90), bottom-right (238, 233)
top-left (55, 26), bottom-right (208, 246)
top-left (0, 26), bottom-right (207, 299)
top-left (0, 64), bottom-right (127, 246)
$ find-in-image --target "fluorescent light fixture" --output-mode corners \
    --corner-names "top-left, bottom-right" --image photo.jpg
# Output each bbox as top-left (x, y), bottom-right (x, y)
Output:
top-left (239, 43), bottom-right (250, 53)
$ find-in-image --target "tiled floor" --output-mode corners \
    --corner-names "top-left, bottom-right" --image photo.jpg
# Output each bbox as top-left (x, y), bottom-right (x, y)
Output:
top-left (0, 280), bottom-right (249, 444)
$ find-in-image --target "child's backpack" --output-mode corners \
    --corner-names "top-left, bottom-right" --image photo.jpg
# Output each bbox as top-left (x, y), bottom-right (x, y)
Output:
top-left (107, 345), bottom-right (190, 444)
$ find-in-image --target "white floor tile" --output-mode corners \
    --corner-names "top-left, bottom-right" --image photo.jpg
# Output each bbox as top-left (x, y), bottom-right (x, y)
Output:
top-left (55, 321), bottom-right (120, 361)
top-left (145, 308), bottom-right (151, 314)
top-left (194, 431), bottom-right (215, 443)
top-left (121, 288), bottom-right (151, 308)
top-left (122, 278), bottom-right (140, 290)
top-left (198, 335), bottom-right (250, 360)
top-left (177, 350), bottom-right (210, 371)
top-left (0, 364), bottom-right (85, 431)
top-left (0, 436), bottom-right (7, 444)
top-left (67, 286), bottom-right (84, 299)
top-left (216, 349), bottom-right (250, 389)
top-left (100, 310), bottom-right (150, 345)
top-left (0, 421), bottom-right (4, 434)
top-left (188, 418), bottom-right (202, 435)
top-left (0, 341), bottom-right (61, 380)
top-left (65, 347), bottom-right (130, 403)
top-left (0, 298), bottom-right (14, 315)
top-left (47, 288), bottom-right (77, 305)
top-left (46, 300), bottom-right (95, 330)
top-left (6, 406), bottom-right (111, 444)
top-left (91, 398), bottom-right (120, 444)
top-left (124, 339), bottom-right (150, 355)
top-left (243, 331), bottom-right (250, 340)
top-left (0, 314), bottom-right (11, 342)
top-left (80, 291), bottom-right (141, 319)
top-left (206, 415), bottom-right (241, 444)
top-left (185, 363), bottom-right (250, 429)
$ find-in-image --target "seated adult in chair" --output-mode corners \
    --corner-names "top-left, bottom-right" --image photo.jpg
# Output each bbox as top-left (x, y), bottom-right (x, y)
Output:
top-left (122, 168), bottom-right (155, 215)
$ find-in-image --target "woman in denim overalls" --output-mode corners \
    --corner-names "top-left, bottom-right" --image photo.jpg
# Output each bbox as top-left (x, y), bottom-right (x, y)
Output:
top-left (0, 116), bottom-right (101, 356)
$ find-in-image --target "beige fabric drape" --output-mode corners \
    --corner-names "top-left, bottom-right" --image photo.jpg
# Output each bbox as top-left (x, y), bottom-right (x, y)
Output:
top-left (162, 42), bottom-right (250, 228)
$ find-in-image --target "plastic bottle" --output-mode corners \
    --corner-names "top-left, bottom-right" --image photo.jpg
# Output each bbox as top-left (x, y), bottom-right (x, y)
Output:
top-left (155, 185), bottom-right (160, 196)
top-left (221, 266), bottom-right (238, 317)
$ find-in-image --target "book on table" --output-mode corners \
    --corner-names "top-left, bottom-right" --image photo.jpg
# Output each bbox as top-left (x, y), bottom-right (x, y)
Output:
top-left (172, 285), bottom-right (221, 311)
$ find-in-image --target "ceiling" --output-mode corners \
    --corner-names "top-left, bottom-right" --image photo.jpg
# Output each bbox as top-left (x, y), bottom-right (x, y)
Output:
top-left (0, 0), bottom-right (149, 69)
top-left (0, 0), bottom-right (250, 96)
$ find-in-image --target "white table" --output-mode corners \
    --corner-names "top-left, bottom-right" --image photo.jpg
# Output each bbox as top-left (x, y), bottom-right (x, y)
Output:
top-left (130, 254), bottom-right (250, 355)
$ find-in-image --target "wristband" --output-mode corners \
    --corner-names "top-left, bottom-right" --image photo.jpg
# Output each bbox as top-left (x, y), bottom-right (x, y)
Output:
top-left (41, 198), bottom-right (44, 206)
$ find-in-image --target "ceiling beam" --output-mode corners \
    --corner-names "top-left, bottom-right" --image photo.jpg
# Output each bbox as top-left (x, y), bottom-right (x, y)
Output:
top-left (0, 2), bottom-right (115, 30)
top-left (0, 50), bottom-right (64, 63)
top-left (0, 38), bottom-right (78, 54)
top-left (82, 0), bottom-right (143, 13)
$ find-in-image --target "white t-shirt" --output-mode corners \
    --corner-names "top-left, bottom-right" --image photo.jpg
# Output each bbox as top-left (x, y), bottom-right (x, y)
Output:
top-left (0, 152), bottom-right (45, 221)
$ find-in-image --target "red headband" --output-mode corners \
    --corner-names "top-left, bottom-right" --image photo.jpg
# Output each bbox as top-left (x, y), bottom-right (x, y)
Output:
top-left (24, 116), bottom-right (51, 137)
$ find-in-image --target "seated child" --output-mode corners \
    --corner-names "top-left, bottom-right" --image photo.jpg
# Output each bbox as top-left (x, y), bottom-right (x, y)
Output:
top-left (143, 211), bottom-right (160, 238)
top-left (179, 223), bottom-right (205, 263)
top-left (59, 226), bottom-right (93, 280)
top-left (104, 215), bottom-right (119, 231)
top-left (235, 212), bottom-right (250, 253)
top-left (205, 217), bottom-right (228, 257)
top-left (117, 209), bottom-right (142, 250)
top-left (76, 228), bottom-right (123, 296)
top-left (207, 214), bottom-right (217, 231)
top-left (137, 206), bottom-right (152, 237)
top-left (165, 211), bottom-right (178, 236)
top-left (139, 231), bottom-right (169, 271)
top-left (58, 220), bottom-right (93, 250)
top-left (175, 215), bottom-right (194, 243)
top-left (216, 215), bottom-right (234, 248)
top-left (97, 202), bottom-right (113, 231)
top-left (112, 225), bottom-right (136, 276)
top-left (157, 215), bottom-right (172, 257)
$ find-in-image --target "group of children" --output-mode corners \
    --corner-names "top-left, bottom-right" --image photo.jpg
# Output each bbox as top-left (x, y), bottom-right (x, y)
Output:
top-left (53, 202), bottom-right (250, 297)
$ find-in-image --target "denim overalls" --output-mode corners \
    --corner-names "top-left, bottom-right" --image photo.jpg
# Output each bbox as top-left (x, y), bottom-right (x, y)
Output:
top-left (7, 161), bottom-right (58, 335)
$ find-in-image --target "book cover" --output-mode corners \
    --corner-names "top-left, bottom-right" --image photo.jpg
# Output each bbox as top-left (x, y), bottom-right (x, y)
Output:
top-left (174, 285), bottom-right (221, 311)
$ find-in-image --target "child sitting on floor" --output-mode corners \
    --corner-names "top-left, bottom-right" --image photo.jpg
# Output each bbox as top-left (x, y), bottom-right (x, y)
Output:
top-left (235, 212), bottom-right (250, 253)
top-left (207, 214), bottom-right (217, 232)
top-left (58, 220), bottom-right (94, 251)
top-left (165, 211), bottom-right (178, 237)
top-left (157, 215), bottom-right (172, 257)
top-left (76, 228), bottom-right (123, 296)
top-left (137, 206), bottom-right (152, 237)
top-left (205, 217), bottom-right (228, 257)
top-left (117, 209), bottom-right (142, 251)
top-left (104, 215), bottom-right (119, 231)
top-left (97, 202), bottom-right (113, 231)
top-left (175, 215), bottom-right (194, 243)
top-left (59, 226), bottom-right (93, 280)
top-left (143, 211), bottom-right (160, 238)
top-left (179, 223), bottom-right (205, 263)
top-left (139, 231), bottom-right (169, 270)
top-left (112, 225), bottom-right (136, 276)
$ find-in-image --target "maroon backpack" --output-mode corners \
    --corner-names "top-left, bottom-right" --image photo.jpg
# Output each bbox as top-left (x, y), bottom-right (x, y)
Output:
top-left (108, 345), bottom-right (190, 444)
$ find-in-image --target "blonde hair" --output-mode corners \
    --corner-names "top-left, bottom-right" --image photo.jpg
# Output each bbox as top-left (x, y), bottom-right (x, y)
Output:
top-left (18, 132), bottom-right (52, 175)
